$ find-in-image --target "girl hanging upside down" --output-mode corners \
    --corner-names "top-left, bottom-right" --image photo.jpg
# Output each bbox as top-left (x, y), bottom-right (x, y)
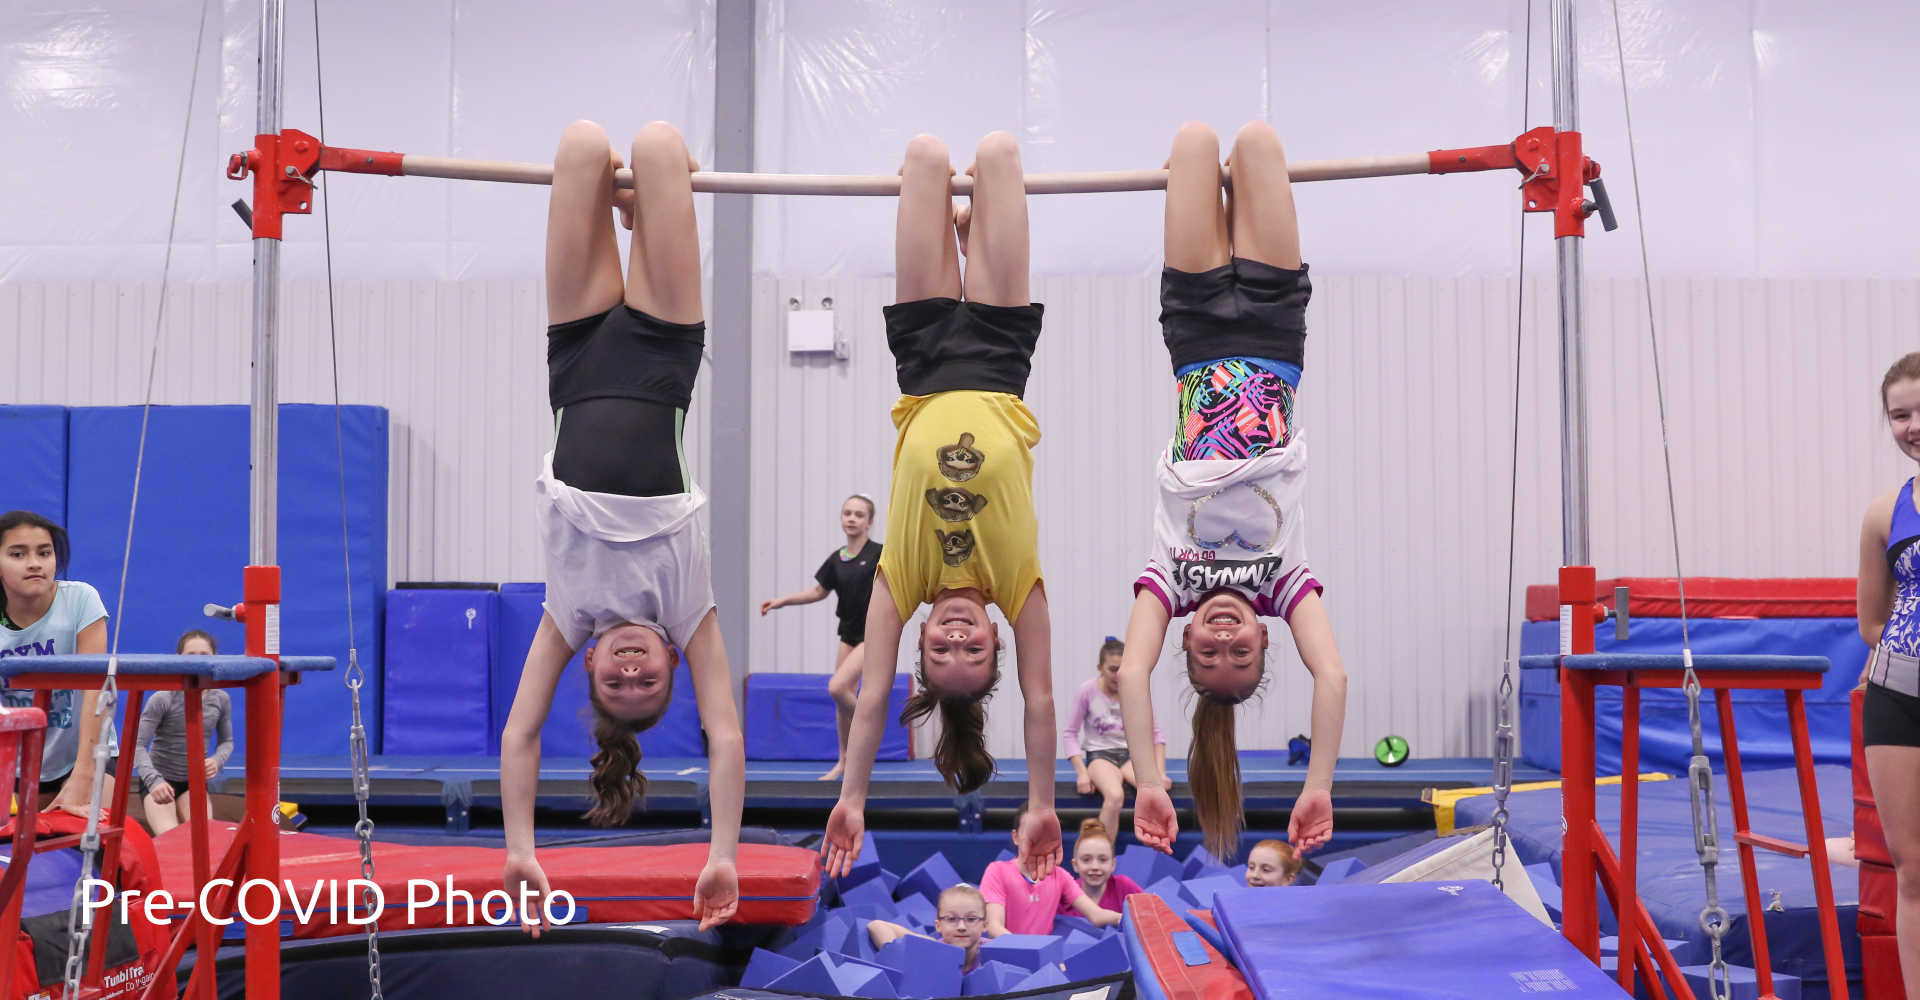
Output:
top-left (500, 120), bottom-right (744, 933)
top-left (1117, 121), bottom-right (1348, 862)
top-left (822, 130), bottom-right (1062, 881)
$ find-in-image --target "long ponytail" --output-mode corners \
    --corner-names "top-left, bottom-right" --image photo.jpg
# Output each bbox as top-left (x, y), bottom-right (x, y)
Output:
top-left (1188, 696), bottom-right (1244, 861)
top-left (900, 655), bottom-right (1001, 793)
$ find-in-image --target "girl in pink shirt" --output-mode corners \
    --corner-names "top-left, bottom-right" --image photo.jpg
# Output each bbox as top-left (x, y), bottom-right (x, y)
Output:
top-left (1062, 819), bottom-right (1144, 915)
top-left (983, 806), bottom-right (1121, 935)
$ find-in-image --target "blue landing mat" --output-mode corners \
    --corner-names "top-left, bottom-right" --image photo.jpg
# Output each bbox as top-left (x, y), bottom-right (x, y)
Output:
top-left (1454, 764), bottom-right (1858, 994)
top-left (1214, 881), bottom-right (1628, 998)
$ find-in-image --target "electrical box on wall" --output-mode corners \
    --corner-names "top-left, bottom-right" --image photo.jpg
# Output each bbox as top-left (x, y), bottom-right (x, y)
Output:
top-left (786, 297), bottom-right (847, 360)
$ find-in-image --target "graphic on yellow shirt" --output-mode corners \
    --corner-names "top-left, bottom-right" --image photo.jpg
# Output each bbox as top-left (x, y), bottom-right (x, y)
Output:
top-left (880, 394), bottom-right (1043, 624)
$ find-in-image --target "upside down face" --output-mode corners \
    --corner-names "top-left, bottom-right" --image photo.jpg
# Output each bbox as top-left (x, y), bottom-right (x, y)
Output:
top-left (920, 594), bottom-right (996, 697)
top-left (590, 623), bottom-right (677, 721)
top-left (1182, 590), bottom-right (1266, 701)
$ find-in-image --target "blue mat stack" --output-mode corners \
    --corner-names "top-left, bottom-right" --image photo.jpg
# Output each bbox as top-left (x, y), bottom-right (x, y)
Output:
top-left (742, 840), bottom-right (1249, 997)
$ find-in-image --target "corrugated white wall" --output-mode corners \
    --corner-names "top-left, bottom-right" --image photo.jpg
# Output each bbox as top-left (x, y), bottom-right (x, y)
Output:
top-left (748, 274), bottom-right (1920, 759)
top-left (0, 278), bottom-right (714, 585)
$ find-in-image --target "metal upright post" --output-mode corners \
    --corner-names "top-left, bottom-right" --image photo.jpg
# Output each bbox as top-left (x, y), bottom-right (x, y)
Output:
top-left (250, 0), bottom-right (284, 569)
top-left (1551, 0), bottom-right (1589, 567)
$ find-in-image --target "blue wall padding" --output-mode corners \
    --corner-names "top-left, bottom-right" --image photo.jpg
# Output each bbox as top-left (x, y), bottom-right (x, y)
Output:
top-left (488, 581), bottom-right (706, 762)
top-left (0, 406), bottom-right (67, 527)
top-left (1518, 617), bottom-right (1863, 774)
top-left (896, 852), bottom-right (962, 905)
top-left (741, 948), bottom-right (800, 988)
top-left (382, 588), bottom-right (495, 755)
top-left (977, 934), bottom-right (1062, 973)
top-left (878, 935), bottom-right (964, 999)
top-left (64, 405), bottom-right (386, 757)
top-left (1063, 934), bottom-right (1129, 980)
top-left (743, 672), bottom-right (912, 761)
top-left (490, 582), bottom-right (545, 755)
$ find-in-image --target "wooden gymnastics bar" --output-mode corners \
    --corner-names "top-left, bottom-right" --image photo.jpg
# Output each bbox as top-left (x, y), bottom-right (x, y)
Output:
top-left (301, 140), bottom-right (1524, 194)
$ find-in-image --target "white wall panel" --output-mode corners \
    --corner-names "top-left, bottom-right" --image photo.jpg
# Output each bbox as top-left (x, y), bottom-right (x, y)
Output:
top-left (747, 273), bottom-right (1920, 761)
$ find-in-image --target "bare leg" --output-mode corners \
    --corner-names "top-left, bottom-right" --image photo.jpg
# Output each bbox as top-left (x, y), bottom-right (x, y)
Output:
top-left (896, 135), bottom-right (962, 304)
top-left (959, 131), bottom-right (1030, 308)
top-left (1164, 122), bottom-right (1230, 274)
top-left (546, 120), bottom-right (628, 325)
top-left (1119, 760), bottom-right (1139, 791)
top-left (1867, 744), bottom-right (1920, 1000)
top-left (145, 789), bottom-right (179, 836)
top-left (624, 122), bottom-right (705, 325)
top-left (1088, 759), bottom-right (1126, 841)
top-left (823, 642), bottom-right (863, 780)
top-left (1225, 121), bottom-right (1303, 270)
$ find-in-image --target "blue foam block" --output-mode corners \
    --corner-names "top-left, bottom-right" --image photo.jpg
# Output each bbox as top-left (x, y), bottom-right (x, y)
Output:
top-left (895, 852), bottom-right (963, 905)
top-left (841, 875), bottom-right (898, 911)
top-left (1062, 933), bottom-right (1129, 980)
top-left (895, 892), bottom-right (937, 932)
top-left (1181, 845), bottom-right (1228, 879)
top-left (1145, 877), bottom-right (1196, 908)
top-left (1314, 857), bottom-right (1366, 884)
top-left (771, 953), bottom-right (894, 998)
top-left (382, 588), bottom-right (495, 754)
top-left (1181, 874), bottom-right (1243, 910)
top-left (835, 835), bottom-right (886, 890)
top-left (822, 912), bottom-right (864, 957)
top-left (770, 909), bottom-right (828, 958)
top-left (977, 934), bottom-right (1063, 973)
top-left (1117, 845), bottom-right (1184, 888)
top-left (64, 404), bottom-right (386, 757)
top-left (744, 672), bottom-right (912, 760)
top-left (1681, 964), bottom-right (1799, 1000)
top-left (1059, 930), bottom-right (1098, 959)
top-left (0, 406), bottom-right (67, 527)
top-left (994, 848), bottom-right (1014, 863)
top-left (1013, 965), bottom-right (1068, 991)
top-left (877, 934), bottom-right (965, 999)
top-left (962, 961), bottom-right (1023, 997)
top-left (834, 952), bottom-right (906, 992)
top-left (1051, 914), bottom-right (1098, 939)
top-left (742, 948), bottom-right (802, 988)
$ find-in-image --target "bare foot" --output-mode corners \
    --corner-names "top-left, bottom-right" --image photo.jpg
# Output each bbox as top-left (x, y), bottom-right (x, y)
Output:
top-left (818, 762), bottom-right (846, 782)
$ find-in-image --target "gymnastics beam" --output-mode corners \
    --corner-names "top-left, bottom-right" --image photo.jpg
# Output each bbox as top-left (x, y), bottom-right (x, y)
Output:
top-left (304, 140), bottom-right (1523, 195)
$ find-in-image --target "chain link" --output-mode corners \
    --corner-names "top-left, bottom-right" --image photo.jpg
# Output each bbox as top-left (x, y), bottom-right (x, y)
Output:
top-left (1490, 659), bottom-right (1517, 892)
top-left (62, 672), bottom-right (119, 1000)
top-left (347, 650), bottom-right (384, 999)
top-left (1679, 652), bottom-right (1732, 999)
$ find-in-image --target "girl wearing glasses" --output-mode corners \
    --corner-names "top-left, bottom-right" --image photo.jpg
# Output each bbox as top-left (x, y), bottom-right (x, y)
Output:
top-left (866, 884), bottom-right (989, 973)
top-left (1113, 122), bottom-right (1349, 863)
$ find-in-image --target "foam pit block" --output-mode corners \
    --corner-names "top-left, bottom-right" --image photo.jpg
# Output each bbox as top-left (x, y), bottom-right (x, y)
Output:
top-left (995, 848), bottom-right (1014, 863)
top-left (1313, 857), bottom-right (1366, 884)
top-left (842, 876), bottom-right (898, 911)
top-left (1051, 914), bottom-right (1098, 939)
top-left (1181, 874), bottom-right (1243, 909)
top-left (770, 910), bottom-right (828, 958)
top-left (897, 853), bottom-right (963, 905)
top-left (1059, 930), bottom-right (1098, 959)
top-left (1181, 909), bottom-right (1232, 961)
top-left (742, 948), bottom-right (802, 988)
top-left (822, 912), bottom-right (864, 957)
top-left (1146, 877), bottom-right (1196, 908)
top-left (1526, 863), bottom-right (1560, 921)
top-left (1681, 964), bottom-right (1798, 1000)
top-left (1012, 965), bottom-right (1068, 992)
top-left (1062, 934), bottom-right (1130, 980)
top-left (834, 952), bottom-right (906, 992)
top-left (835, 836), bottom-right (885, 890)
top-left (768, 954), bottom-right (862, 996)
top-left (1182, 845), bottom-right (1229, 879)
top-left (977, 934), bottom-right (1064, 973)
top-left (963, 961), bottom-right (1024, 996)
top-left (1118, 845), bottom-right (1184, 888)
top-left (877, 935), bottom-right (965, 999)
top-left (896, 892), bottom-right (937, 932)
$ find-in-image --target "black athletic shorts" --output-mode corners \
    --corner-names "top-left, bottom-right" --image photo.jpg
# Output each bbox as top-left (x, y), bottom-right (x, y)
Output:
top-left (1864, 681), bottom-right (1920, 748)
top-left (883, 298), bottom-right (1043, 398)
top-left (546, 305), bottom-right (705, 497)
top-left (1160, 258), bottom-right (1311, 375)
top-left (1084, 747), bottom-right (1130, 770)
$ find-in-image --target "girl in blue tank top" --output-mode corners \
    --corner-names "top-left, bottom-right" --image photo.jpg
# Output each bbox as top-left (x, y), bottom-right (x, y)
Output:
top-left (1858, 351), bottom-right (1920, 1000)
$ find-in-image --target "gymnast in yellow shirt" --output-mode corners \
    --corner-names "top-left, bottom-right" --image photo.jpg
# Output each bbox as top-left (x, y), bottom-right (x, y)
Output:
top-left (821, 130), bottom-right (1064, 885)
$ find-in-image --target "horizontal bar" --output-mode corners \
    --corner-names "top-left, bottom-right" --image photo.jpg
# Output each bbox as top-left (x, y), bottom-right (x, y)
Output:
top-left (354, 149), bottom-right (1475, 195)
top-left (1734, 831), bottom-right (1810, 858)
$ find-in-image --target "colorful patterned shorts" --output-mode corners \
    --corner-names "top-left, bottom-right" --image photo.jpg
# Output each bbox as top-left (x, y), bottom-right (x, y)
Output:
top-left (1172, 359), bottom-right (1296, 461)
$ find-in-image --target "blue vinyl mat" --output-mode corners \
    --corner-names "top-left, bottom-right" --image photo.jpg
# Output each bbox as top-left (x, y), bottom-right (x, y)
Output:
top-left (0, 405), bottom-right (67, 526)
top-left (1453, 764), bottom-right (1858, 993)
top-left (1214, 881), bottom-right (1629, 998)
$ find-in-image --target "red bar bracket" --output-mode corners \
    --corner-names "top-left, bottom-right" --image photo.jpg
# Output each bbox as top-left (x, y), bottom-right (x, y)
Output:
top-left (224, 129), bottom-right (322, 240)
top-left (1431, 127), bottom-right (1606, 238)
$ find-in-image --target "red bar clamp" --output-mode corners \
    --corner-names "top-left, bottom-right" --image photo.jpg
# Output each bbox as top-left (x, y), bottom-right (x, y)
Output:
top-left (224, 129), bottom-right (324, 240)
top-left (1431, 127), bottom-right (1616, 239)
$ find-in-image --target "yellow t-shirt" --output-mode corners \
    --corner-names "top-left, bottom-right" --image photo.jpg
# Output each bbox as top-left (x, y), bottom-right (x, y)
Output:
top-left (879, 391), bottom-right (1043, 625)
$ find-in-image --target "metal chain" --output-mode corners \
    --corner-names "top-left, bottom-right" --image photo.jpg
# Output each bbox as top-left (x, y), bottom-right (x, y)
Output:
top-left (61, 674), bottom-right (118, 1000)
top-left (1490, 658), bottom-right (1517, 891)
top-left (346, 649), bottom-right (385, 999)
top-left (1680, 650), bottom-right (1732, 1000)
